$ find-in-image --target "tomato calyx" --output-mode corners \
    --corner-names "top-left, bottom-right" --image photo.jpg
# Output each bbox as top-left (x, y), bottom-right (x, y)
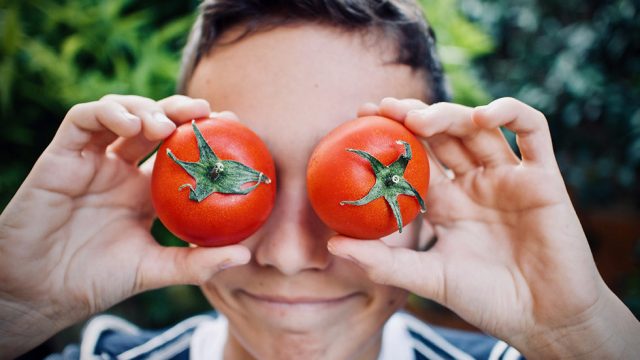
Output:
top-left (340, 140), bottom-right (426, 233)
top-left (166, 120), bottom-right (271, 202)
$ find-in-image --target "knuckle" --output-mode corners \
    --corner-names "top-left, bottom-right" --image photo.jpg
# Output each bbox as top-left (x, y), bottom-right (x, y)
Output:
top-left (490, 96), bottom-right (520, 111)
top-left (432, 102), bottom-right (470, 116)
top-left (517, 102), bottom-right (548, 128)
top-left (498, 96), bottom-right (520, 106)
top-left (530, 110), bottom-right (551, 133)
top-left (532, 108), bottom-right (547, 123)
top-left (67, 102), bottom-right (90, 116)
top-left (98, 98), bottom-right (118, 108)
top-left (65, 101), bottom-right (106, 122)
top-left (128, 95), bottom-right (158, 109)
top-left (92, 95), bottom-right (121, 108)
top-left (95, 99), bottom-right (122, 116)
top-left (100, 93), bottom-right (121, 102)
top-left (429, 101), bottom-right (449, 111)
top-left (495, 97), bottom-right (548, 125)
top-left (162, 94), bottom-right (190, 104)
top-left (403, 98), bottom-right (428, 107)
top-left (101, 94), bottom-right (160, 112)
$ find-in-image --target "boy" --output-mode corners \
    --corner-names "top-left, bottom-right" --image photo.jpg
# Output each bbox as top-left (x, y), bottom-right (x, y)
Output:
top-left (1, 1), bottom-right (638, 359)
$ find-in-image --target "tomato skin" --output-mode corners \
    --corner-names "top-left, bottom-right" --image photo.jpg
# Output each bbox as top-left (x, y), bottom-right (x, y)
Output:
top-left (306, 116), bottom-right (429, 239)
top-left (151, 118), bottom-right (276, 247)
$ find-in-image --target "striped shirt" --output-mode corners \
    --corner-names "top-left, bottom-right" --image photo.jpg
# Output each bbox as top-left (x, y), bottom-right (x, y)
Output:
top-left (46, 312), bottom-right (524, 360)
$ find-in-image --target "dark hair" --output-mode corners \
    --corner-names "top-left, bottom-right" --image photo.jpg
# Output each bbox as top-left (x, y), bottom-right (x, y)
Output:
top-left (177, 0), bottom-right (450, 102)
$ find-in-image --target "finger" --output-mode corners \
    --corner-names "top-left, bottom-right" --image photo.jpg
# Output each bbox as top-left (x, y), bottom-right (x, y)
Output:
top-left (101, 95), bottom-right (175, 164)
top-left (357, 102), bottom-right (380, 117)
top-left (107, 122), bottom-right (171, 165)
top-left (425, 152), bottom-right (454, 184)
top-left (158, 95), bottom-right (211, 124)
top-left (135, 244), bottom-right (251, 290)
top-left (424, 133), bottom-right (478, 176)
top-left (370, 98), bottom-right (472, 177)
top-left (417, 218), bottom-right (436, 251)
top-left (109, 96), bottom-right (215, 164)
top-left (211, 110), bottom-right (240, 122)
top-left (112, 96), bottom-right (213, 164)
top-left (107, 136), bottom-right (157, 165)
top-left (138, 153), bottom-right (156, 177)
top-left (102, 94), bottom-right (177, 141)
top-left (407, 102), bottom-right (520, 169)
top-left (378, 97), bottom-right (428, 121)
top-left (473, 97), bottom-right (556, 168)
top-left (136, 113), bottom-right (238, 176)
top-left (328, 236), bottom-right (446, 303)
top-left (53, 101), bottom-right (142, 152)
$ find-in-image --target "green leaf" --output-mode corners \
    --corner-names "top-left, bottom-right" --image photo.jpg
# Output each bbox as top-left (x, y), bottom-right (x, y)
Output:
top-left (419, 0), bottom-right (493, 105)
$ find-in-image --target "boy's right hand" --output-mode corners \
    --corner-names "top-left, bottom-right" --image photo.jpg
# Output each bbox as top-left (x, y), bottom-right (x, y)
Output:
top-left (0, 95), bottom-right (250, 358)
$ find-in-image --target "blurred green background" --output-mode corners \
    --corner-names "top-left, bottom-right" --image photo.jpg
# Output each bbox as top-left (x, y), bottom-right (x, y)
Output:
top-left (1, 0), bottom-right (638, 357)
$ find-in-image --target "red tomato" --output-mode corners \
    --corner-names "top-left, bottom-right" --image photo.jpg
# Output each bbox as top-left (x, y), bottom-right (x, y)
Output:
top-left (151, 117), bottom-right (276, 247)
top-left (306, 116), bottom-right (429, 239)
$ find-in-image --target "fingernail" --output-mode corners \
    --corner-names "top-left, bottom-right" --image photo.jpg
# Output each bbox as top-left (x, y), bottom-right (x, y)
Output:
top-left (193, 98), bottom-right (210, 107)
top-left (217, 111), bottom-right (239, 121)
top-left (153, 113), bottom-right (174, 125)
top-left (363, 101), bottom-right (377, 107)
top-left (121, 112), bottom-right (140, 122)
top-left (328, 245), bottom-right (355, 263)
top-left (219, 259), bottom-right (246, 270)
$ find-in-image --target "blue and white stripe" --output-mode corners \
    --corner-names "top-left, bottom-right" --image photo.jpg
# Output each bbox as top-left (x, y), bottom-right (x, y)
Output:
top-left (69, 311), bottom-right (523, 359)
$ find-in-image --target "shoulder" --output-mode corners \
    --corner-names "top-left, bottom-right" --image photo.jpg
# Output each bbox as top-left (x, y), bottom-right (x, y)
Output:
top-left (382, 312), bottom-right (525, 360)
top-left (61, 312), bottom-right (220, 360)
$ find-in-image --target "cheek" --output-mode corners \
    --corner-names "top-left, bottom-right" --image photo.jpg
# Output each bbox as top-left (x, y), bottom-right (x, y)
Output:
top-left (200, 267), bottom-right (245, 302)
top-left (373, 284), bottom-right (410, 313)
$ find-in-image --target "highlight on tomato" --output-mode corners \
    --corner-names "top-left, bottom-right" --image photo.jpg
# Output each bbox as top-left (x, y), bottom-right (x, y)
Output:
top-left (151, 117), bottom-right (276, 247)
top-left (306, 116), bottom-right (429, 239)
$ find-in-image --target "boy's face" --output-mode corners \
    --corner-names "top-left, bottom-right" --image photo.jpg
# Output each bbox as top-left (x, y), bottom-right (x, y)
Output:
top-left (187, 24), bottom-right (428, 359)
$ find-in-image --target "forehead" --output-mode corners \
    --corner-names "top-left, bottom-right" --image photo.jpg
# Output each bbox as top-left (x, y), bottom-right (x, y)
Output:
top-left (186, 24), bottom-right (426, 156)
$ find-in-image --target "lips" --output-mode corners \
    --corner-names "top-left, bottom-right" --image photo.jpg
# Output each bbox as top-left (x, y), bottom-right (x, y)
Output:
top-left (238, 290), bottom-right (361, 306)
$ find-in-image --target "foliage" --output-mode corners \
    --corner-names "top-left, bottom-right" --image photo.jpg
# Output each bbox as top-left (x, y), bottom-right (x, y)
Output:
top-left (0, 0), bottom-right (198, 207)
top-left (420, 0), bottom-right (494, 106)
top-left (458, 0), bottom-right (640, 208)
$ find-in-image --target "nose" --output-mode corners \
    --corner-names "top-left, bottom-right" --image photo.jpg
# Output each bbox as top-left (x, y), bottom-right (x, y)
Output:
top-left (254, 177), bottom-right (333, 275)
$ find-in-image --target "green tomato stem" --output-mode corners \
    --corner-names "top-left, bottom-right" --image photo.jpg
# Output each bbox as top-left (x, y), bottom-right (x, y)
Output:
top-left (340, 140), bottom-right (426, 233)
top-left (167, 120), bottom-right (271, 202)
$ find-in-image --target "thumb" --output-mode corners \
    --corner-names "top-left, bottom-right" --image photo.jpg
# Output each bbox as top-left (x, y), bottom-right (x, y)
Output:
top-left (135, 244), bottom-right (251, 291)
top-left (328, 236), bottom-right (446, 303)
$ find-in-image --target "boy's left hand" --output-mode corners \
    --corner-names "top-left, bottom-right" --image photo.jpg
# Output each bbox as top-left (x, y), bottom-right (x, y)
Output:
top-left (328, 97), bottom-right (640, 358)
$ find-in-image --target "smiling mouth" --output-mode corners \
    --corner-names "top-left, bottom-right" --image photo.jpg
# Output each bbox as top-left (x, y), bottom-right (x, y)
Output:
top-left (238, 290), bottom-right (361, 306)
